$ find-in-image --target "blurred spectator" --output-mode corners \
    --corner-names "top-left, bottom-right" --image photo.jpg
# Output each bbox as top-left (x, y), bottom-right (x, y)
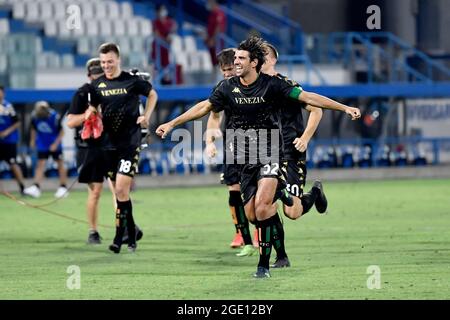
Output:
top-left (361, 99), bottom-right (388, 139)
top-left (151, 4), bottom-right (177, 84)
top-left (23, 101), bottom-right (68, 198)
top-left (206, 0), bottom-right (227, 66)
top-left (0, 85), bottom-right (26, 194)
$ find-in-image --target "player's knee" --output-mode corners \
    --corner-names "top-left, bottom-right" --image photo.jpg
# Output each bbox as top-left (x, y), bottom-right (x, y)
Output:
top-left (37, 160), bottom-right (46, 168)
top-left (255, 201), bottom-right (271, 218)
top-left (114, 186), bottom-right (129, 200)
top-left (283, 199), bottom-right (302, 220)
top-left (283, 207), bottom-right (300, 220)
top-left (246, 211), bottom-right (256, 224)
top-left (255, 195), bottom-right (272, 210)
top-left (92, 189), bottom-right (102, 200)
top-left (88, 183), bottom-right (102, 198)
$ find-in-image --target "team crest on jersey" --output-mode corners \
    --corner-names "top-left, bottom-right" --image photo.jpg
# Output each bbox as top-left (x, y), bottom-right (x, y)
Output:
top-left (232, 87), bottom-right (241, 93)
top-left (37, 122), bottom-right (53, 133)
top-left (98, 82), bottom-right (107, 88)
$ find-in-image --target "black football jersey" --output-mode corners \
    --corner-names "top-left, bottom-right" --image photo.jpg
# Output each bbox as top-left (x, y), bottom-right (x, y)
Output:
top-left (209, 73), bottom-right (300, 164)
top-left (90, 71), bottom-right (152, 148)
top-left (275, 73), bottom-right (307, 161)
top-left (68, 83), bottom-right (107, 148)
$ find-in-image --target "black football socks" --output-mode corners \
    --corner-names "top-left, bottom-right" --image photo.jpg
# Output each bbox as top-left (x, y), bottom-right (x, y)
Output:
top-left (301, 187), bottom-right (320, 215)
top-left (271, 212), bottom-right (287, 259)
top-left (229, 191), bottom-right (252, 245)
top-left (113, 200), bottom-right (134, 248)
top-left (124, 200), bottom-right (136, 248)
top-left (256, 215), bottom-right (277, 269)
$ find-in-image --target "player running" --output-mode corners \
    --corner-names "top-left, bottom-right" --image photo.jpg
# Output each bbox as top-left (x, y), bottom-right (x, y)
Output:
top-left (260, 42), bottom-right (327, 269)
top-left (205, 48), bottom-right (258, 256)
top-left (89, 43), bottom-right (158, 253)
top-left (156, 36), bottom-right (360, 278)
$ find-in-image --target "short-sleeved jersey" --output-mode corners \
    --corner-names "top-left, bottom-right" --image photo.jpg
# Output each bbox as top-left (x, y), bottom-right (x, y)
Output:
top-left (209, 73), bottom-right (301, 164)
top-left (68, 83), bottom-right (107, 148)
top-left (89, 71), bottom-right (152, 148)
top-left (208, 82), bottom-right (234, 162)
top-left (31, 108), bottom-right (62, 152)
top-left (276, 73), bottom-right (307, 161)
top-left (208, 81), bottom-right (232, 132)
top-left (0, 100), bottom-right (19, 144)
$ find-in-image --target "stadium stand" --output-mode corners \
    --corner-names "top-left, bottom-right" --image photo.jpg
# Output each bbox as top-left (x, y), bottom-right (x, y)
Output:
top-left (0, 0), bottom-right (216, 87)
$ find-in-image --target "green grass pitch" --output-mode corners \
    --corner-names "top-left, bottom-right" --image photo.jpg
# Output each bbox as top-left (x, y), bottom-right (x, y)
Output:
top-left (0, 179), bottom-right (449, 299)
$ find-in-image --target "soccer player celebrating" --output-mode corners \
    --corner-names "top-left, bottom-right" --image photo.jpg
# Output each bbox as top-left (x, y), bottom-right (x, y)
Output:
top-left (206, 48), bottom-right (258, 256)
top-left (23, 101), bottom-right (68, 199)
top-left (260, 42), bottom-right (327, 269)
top-left (156, 36), bottom-right (360, 278)
top-left (89, 43), bottom-right (158, 253)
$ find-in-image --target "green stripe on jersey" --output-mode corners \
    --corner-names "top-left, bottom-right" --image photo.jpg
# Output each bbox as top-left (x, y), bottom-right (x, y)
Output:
top-left (289, 86), bottom-right (303, 100)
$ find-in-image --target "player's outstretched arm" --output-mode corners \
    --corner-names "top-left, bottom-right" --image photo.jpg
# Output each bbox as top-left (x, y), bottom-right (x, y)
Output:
top-left (293, 105), bottom-right (322, 152)
top-left (156, 99), bottom-right (214, 138)
top-left (298, 90), bottom-right (361, 120)
top-left (137, 89), bottom-right (158, 128)
top-left (205, 111), bottom-right (222, 158)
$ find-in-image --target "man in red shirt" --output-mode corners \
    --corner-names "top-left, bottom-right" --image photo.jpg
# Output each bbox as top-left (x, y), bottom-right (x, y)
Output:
top-left (151, 5), bottom-right (177, 71)
top-left (206, 0), bottom-right (227, 66)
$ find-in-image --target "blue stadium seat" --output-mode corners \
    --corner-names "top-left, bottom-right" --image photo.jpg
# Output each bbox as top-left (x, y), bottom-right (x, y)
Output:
top-left (0, 162), bottom-right (12, 179)
top-left (138, 152), bottom-right (152, 175)
top-left (414, 157), bottom-right (427, 166)
top-left (342, 150), bottom-right (354, 168)
top-left (138, 159), bottom-right (151, 175)
top-left (196, 163), bottom-right (205, 174)
top-left (175, 162), bottom-right (185, 175)
top-left (395, 151), bottom-right (407, 166)
top-left (148, 158), bottom-right (157, 176)
top-left (412, 147), bottom-right (427, 166)
top-left (45, 168), bottom-right (59, 178)
top-left (318, 153), bottom-right (332, 169)
top-left (0, 170), bottom-right (13, 179)
top-left (376, 154), bottom-right (391, 167)
top-left (155, 153), bottom-right (170, 175)
top-left (375, 145), bottom-right (391, 167)
top-left (326, 147), bottom-right (338, 167)
top-left (357, 146), bottom-right (372, 168)
top-left (67, 164), bottom-right (79, 177)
